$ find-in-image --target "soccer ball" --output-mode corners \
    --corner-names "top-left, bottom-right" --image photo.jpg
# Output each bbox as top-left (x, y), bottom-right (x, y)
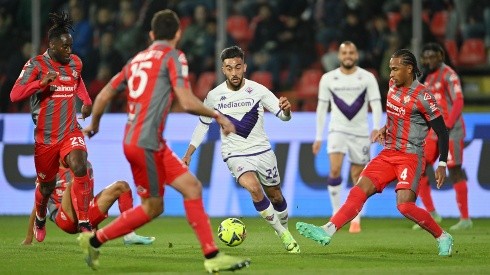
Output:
top-left (217, 218), bottom-right (246, 247)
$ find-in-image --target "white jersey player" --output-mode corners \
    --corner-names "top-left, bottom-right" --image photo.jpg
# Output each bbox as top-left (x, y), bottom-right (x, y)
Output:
top-left (313, 41), bottom-right (383, 233)
top-left (183, 46), bottom-right (300, 253)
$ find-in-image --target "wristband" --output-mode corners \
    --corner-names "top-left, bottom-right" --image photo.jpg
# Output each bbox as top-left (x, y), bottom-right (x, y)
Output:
top-left (438, 161), bottom-right (447, 167)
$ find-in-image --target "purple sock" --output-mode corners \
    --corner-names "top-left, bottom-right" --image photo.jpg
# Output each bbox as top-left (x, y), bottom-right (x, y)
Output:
top-left (327, 176), bottom-right (342, 186)
top-left (253, 196), bottom-right (271, 212)
top-left (272, 197), bottom-right (287, 212)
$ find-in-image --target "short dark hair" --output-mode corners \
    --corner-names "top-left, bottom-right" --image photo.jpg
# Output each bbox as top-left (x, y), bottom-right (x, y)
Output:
top-left (392, 48), bottom-right (422, 79)
top-left (422, 42), bottom-right (445, 61)
top-left (151, 9), bottom-right (180, 40)
top-left (220, 46), bottom-right (244, 62)
top-left (48, 12), bottom-right (74, 41)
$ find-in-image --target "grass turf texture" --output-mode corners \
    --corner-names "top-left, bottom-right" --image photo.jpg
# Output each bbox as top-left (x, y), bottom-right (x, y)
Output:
top-left (1, 216), bottom-right (489, 274)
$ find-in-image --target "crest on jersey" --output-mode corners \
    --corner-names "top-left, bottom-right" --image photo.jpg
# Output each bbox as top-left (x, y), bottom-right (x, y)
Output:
top-left (245, 87), bottom-right (253, 94)
top-left (72, 71), bottom-right (78, 78)
top-left (423, 93), bottom-right (432, 100)
top-left (403, 95), bottom-right (410, 104)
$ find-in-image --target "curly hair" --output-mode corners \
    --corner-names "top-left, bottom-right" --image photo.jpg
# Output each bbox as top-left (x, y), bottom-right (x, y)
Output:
top-left (47, 12), bottom-right (74, 41)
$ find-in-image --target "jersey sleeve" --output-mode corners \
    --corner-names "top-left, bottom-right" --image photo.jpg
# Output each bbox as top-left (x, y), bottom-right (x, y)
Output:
top-left (110, 70), bottom-right (128, 93)
top-left (167, 51), bottom-right (191, 90)
top-left (10, 58), bottom-right (43, 102)
top-left (445, 69), bottom-right (463, 102)
top-left (191, 97), bottom-right (213, 148)
top-left (318, 74), bottom-right (330, 102)
top-left (366, 72), bottom-right (381, 101)
top-left (416, 90), bottom-right (441, 121)
top-left (76, 76), bottom-right (92, 105)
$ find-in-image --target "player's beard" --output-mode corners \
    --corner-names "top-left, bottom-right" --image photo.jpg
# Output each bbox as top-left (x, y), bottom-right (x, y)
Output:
top-left (228, 77), bottom-right (243, 91)
top-left (341, 60), bottom-right (356, 70)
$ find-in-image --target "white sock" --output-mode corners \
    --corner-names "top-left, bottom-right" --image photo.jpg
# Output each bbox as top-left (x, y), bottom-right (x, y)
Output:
top-left (352, 213), bottom-right (361, 223)
top-left (321, 222), bottom-right (337, 236)
top-left (276, 209), bottom-right (289, 230)
top-left (259, 202), bottom-right (286, 235)
top-left (328, 184), bottom-right (342, 215)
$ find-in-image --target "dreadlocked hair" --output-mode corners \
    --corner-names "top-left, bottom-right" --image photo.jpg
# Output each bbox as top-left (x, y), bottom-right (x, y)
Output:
top-left (48, 12), bottom-right (74, 41)
top-left (392, 48), bottom-right (422, 80)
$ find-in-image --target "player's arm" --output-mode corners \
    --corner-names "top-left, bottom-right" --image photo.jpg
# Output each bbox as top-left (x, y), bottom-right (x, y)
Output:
top-left (429, 115), bottom-right (449, 188)
top-left (22, 206), bottom-right (36, 245)
top-left (444, 71), bottom-right (464, 129)
top-left (419, 90), bottom-right (448, 188)
top-left (75, 76), bottom-right (93, 120)
top-left (366, 72), bottom-right (383, 141)
top-left (261, 89), bottom-right (291, 121)
top-left (313, 75), bottom-right (329, 155)
top-left (182, 98), bottom-right (213, 166)
top-left (10, 60), bottom-right (56, 102)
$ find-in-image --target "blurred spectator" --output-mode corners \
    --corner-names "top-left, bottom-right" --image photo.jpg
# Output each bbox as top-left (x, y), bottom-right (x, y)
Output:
top-left (114, 9), bottom-right (144, 62)
top-left (87, 64), bottom-right (112, 102)
top-left (85, 31), bottom-right (125, 84)
top-left (247, 3), bottom-right (281, 86)
top-left (179, 4), bottom-right (215, 77)
top-left (0, 7), bottom-right (15, 63)
top-left (461, 0), bottom-right (487, 40)
top-left (2, 41), bottom-right (32, 112)
top-left (271, 14), bottom-right (315, 90)
top-left (314, 0), bottom-right (345, 51)
top-left (15, 0), bottom-right (52, 40)
top-left (366, 14), bottom-right (391, 71)
top-left (338, 9), bottom-right (370, 64)
top-left (69, 2), bottom-right (92, 61)
top-left (92, 6), bottom-right (115, 48)
top-left (177, 0), bottom-right (214, 17)
top-left (396, 1), bottom-right (437, 49)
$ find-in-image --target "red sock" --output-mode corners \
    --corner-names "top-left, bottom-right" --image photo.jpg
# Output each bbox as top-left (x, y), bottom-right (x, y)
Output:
top-left (454, 181), bottom-right (469, 219)
top-left (330, 186), bottom-right (367, 230)
top-left (118, 190), bottom-right (133, 213)
top-left (418, 175), bottom-right (436, 212)
top-left (398, 202), bottom-right (443, 238)
top-left (96, 205), bottom-right (151, 243)
top-left (72, 174), bottom-right (92, 222)
top-left (184, 199), bottom-right (218, 255)
top-left (35, 184), bottom-right (49, 219)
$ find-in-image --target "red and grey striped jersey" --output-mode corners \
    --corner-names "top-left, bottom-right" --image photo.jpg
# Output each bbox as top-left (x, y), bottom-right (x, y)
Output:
top-left (423, 63), bottom-right (465, 139)
top-left (385, 79), bottom-right (442, 155)
top-left (10, 51), bottom-right (89, 144)
top-left (110, 41), bottom-right (191, 150)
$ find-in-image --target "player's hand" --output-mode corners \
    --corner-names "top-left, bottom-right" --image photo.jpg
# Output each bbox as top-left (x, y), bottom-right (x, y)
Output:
top-left (82, 124), bottom-right (99, 138)
top-left (182, 155), bottom-right (191, 166)
top-left (40, 71), bottom-right (58, 87)
top-left (312, 140), bottom-right (322, 155)
top-left (78, 104), bottom-right (92, 120)
top-left (373, 126), bottom-right (387, 145)
top-left (435, 166), bottom-right (447, 189)
top-left (279, 97), bottom-right (291, 115)
top-left (215, 112), bottom-right (236, 136)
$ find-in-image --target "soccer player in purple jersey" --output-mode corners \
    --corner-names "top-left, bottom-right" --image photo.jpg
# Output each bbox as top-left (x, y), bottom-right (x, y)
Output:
top-left (296, 49), bottom-right (454, 256)
top-left (79, 10), bottom-right (250, 273)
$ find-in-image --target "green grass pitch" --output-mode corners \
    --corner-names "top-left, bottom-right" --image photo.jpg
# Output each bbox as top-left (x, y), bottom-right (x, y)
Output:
top-left (0, 216), bottom-right (489, 274)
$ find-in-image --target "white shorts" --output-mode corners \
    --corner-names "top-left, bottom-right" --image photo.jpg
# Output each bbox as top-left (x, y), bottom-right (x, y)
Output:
top-left (225, 150), bottom-right (281, 187)
top-left (327, 131), bottom-right (370, 165)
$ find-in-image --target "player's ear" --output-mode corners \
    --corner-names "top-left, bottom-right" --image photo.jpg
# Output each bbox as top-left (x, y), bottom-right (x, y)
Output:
top-left (149, 31), bottom-right (154, 41)
top-left (243, 63), bottom-right (247, 73)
